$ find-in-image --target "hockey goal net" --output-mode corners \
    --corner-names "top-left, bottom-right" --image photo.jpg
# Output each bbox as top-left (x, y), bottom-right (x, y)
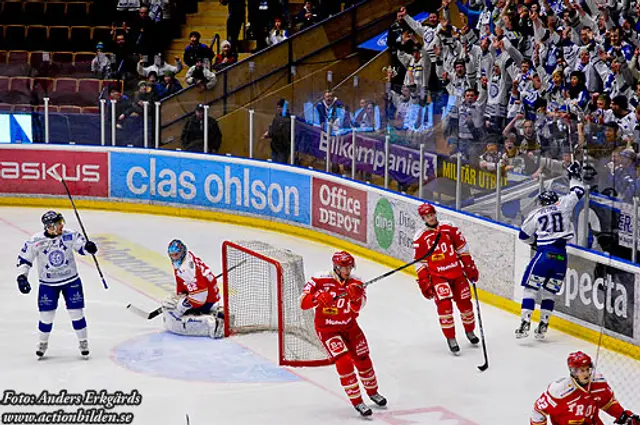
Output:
top-left (222, 240), bottom-right (332, 367)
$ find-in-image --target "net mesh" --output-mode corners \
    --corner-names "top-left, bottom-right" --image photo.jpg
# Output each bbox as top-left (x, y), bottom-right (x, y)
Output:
top-left (222, 240), bottom-right (332, 367)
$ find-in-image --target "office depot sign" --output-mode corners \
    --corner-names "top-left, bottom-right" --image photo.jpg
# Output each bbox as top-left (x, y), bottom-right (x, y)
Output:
top-left (0, 149), bottom-right (108, 197)
top-left (312, 177), bottom-right (367, 243)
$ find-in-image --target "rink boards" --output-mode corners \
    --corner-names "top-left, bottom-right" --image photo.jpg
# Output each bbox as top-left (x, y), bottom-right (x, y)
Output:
top-left (0, 144), bottom-right (639, 359)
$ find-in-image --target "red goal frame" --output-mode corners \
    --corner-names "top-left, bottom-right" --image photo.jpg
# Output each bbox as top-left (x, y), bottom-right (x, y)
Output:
top-left (222, 241), bottom-right (332, 367)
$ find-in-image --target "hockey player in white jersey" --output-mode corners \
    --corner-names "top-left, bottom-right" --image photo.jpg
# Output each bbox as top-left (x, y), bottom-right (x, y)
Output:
top-left (516, 162), bottom-right (585, 339)
top-left (16, 211), bottom-right (98, 358)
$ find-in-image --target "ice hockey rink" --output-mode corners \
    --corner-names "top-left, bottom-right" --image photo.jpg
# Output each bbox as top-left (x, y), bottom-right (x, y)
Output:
top-left (1, 206), bottom-right (639, 425)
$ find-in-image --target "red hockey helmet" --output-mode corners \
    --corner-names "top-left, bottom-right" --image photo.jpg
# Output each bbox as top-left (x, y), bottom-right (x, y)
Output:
top-left (332, 251), bottom-right (355, 268)
top-left (418, 203), bottom-right (436, 217)
top-left (567, 351), bottom-right (593, 369)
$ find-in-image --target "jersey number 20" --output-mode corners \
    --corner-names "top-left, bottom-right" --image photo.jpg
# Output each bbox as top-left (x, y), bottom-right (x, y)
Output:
top-left (538, 212), bottom-right (564, 233)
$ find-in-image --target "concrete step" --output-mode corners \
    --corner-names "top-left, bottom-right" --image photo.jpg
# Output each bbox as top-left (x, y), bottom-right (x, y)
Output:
top-left (180, 25), bottom-right (226, 38)
top-left (195, 2), bottom-right (228, 12)
top-left (186, 13), bottom-right (228, 24)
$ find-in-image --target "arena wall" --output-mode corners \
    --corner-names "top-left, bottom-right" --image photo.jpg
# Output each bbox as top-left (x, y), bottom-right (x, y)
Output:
top-left (1, 144), bottom-right (638, 359)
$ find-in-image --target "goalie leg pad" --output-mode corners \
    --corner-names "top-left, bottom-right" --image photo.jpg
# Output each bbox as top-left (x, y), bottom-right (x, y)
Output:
top-left (162, 311), bottom-right (218, 338)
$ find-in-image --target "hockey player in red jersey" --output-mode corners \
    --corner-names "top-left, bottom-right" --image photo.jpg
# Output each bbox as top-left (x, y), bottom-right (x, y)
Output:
top-left (162, 239), bottom-right (225, 338)
top-left (413, 203), bottom-right (480, 354)
top-left (531, 351), bottom-right (639, 425)
top-left (300, 251), bottom-right (387, 417)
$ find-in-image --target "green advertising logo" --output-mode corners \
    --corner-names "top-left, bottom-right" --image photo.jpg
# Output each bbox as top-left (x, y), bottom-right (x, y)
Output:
top-left (374, 198), bottom-right (394, 249)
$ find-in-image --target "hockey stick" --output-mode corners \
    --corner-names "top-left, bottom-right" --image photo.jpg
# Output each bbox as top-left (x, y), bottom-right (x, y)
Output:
top-left (127, 259), bottom-right (248, 320)
top-left (334, 232), bottom-right (441, 300)
top-left (57, 176), bottom-right (109, 290)
top-left (468, 277), bottom-right (489, 371)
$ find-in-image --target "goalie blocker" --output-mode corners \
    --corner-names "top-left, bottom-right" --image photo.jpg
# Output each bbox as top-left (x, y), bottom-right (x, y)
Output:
top-left (163, 239), bottom-right (224, 339)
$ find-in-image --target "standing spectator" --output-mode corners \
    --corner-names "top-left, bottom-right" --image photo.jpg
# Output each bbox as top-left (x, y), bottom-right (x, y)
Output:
top-left (186, 58), bottom-right (218, 90)
top-left (225, 0), bottom-right (246, 48)
top-left (184, 31), bottom-right (214, 67)
top-left (109, 87), bottom-right (134, 130)
top-left (147, 0), bottom-right (175, 48)
top-left (110, 32), bottom-right (136, 83)
top-left (387, 7), bottom-right (410, 86)
top-left (130, 6), bottom-right (156, 59)
top-left (91, 42), bottom-right (113, 79)
top-left (295, 1), bottom-right (319, 30)
top-left (266, 17), bottom-right (289, 46)
top-left (261, 99), bottom-right (291, 163)
top-left (137, 53), bottom-right (182, 77)
top-left (213, 41), bottom-right (238, 71)
top-left (181, 105), bottom-right (222, 153)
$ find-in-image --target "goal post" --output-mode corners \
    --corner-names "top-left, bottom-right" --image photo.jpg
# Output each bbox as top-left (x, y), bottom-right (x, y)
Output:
top-left (222, 240), bottom-right (332, 367)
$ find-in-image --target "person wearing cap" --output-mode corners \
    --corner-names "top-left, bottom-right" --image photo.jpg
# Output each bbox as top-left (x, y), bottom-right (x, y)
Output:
top-left (184, 31), bottom-right (214, 67)
top-left (213, 40), bottom-right (238, 71)
top-left (180, 104), bottom-right (222, 154)
top-left (185, 57), bottom-right (217, 90)
top-left (91, 42), bottom-right (113, 78)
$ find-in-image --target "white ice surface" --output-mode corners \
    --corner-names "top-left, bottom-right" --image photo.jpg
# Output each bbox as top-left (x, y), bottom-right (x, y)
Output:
top-left (0, 207), bottom-right (638, 425)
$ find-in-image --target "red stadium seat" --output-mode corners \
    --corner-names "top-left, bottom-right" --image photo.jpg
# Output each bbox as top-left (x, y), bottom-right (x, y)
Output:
top-left (81, 106), bottom-right (99, 114)
top-left (66, 3), bottom-right (89, 26)
top-left (0, 50), bottom-right (6, 64)
top-left (33, 77), bottom-right (54, 96)
top-left (26, 25), bottom-right (48, 51)
top-left (50, 77), bottom-right (78, 104)
top-left (77, 78), bottom-right (101, 105)
top-left (35, 104), bottom-right (59, 113)
top-left (5, 25), bottom-right (27, 50)
top-left (53, 50), bottom-right (75, 75)
top-left (70, 26), bottom-right (92, 52)
top-left (9, 77), bottom-right (34, 104)
top-left (24, 1), bottom-right (46, 25)
top-left (0, 77), bottom-right (10, 103)
top-left (74, 51), bottom-right (94, 67)
top-left (102, 79), bottom-right (123, 93)
top-left (58, 105), bottom-right (82, 114)
top-left (45, 2), bottom-right (67, 26)
top-left (13, 104), bottom-right (37, 113)
top-left (48, 26), bottom-right (69, 51)
top-left (7, 50), bottom-right (29, 64)
top-left (0, 2), bottom-right (25, 25)
top-left (0, 103), bottom-right (13, 112)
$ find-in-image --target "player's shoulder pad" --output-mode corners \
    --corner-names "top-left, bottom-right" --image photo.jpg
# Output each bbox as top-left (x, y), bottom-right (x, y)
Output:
top-left (348, 275), bottom-right (364, 285)
top-left (547, 377), bottom-right (577, 400)
top-left (61, 229), bottom-right (76, 241)
top-left (311, 271), bottom-right (334, 281)
top-left (29, 232), bottom-right (47, 243)
top-left (438, 220), bottom-right (457, 229)
top-left (590, 372), bottom-right (608, 385)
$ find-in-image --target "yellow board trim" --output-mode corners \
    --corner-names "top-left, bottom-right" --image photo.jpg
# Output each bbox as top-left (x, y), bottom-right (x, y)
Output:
top-left (2, 196), bottom-right (639, 360)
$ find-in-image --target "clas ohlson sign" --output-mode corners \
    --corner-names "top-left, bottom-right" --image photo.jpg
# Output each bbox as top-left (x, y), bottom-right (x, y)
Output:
top-left (109, 151), bottom-right (311, 225)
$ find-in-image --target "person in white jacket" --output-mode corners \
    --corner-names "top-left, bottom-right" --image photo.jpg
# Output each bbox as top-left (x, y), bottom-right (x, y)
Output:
top-left (186, 57), bottom-right (217, 90)
top-left (137, 53), bottom-right (182, 77)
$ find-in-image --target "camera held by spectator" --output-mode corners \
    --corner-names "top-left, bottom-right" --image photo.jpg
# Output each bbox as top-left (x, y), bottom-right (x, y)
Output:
top-left (186, 57), bottom-right (218, 90)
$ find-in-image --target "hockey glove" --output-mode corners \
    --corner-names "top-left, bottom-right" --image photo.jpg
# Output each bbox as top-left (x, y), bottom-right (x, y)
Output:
top-left (315, 291), bottom-right (334, 308)
top-left (615, 411), bottom-right (640, 425)
top-left (347, 283), bottom-right (364, 301)
top-left (417, 267), bottom-right (434, 299)
top-left (84, 241), bottom-right (98, 255)
top-left (460, 255), bottom-right (479, 282)
top-left (567, 161), bottom-right (583, 181)
top-left (17, 275), bottom-right (31, 294)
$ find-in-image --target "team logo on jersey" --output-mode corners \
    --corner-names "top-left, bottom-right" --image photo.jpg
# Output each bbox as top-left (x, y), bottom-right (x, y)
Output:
top-left (425, 32), bottom-right (434, 44)
top-left (325, 336), bottom-right (347, 356)
top-left (48, 250), bottom-right (65, 267)
top-left (62, 234), bottom-right (72, 241)
top-left (431, 253), bottom-right (445, 261)
top-left (323, 307), bottom-right (338, 315)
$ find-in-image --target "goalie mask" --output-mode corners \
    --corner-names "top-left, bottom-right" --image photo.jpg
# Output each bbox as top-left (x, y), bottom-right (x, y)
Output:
top-left (168, 239), bottom-right (187, 268)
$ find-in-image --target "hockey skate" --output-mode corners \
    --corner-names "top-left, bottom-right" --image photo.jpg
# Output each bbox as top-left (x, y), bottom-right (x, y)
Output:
top-left (79, 340), bottom-right (90, 359)
top-left (465, 331), bottom-right (480, 345)
top-left (36, 342), bottom-right (48, 358)
top-left (447, 338), bottom-right (460, 355)
top-left (534, 322), bottom-right (549, 340)
top-left (354, 403), bottom-right (372, 417)
top-left (515, 320), bottom-right (531, 339)
top-left (369, 393), bottom-right (387, 407)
